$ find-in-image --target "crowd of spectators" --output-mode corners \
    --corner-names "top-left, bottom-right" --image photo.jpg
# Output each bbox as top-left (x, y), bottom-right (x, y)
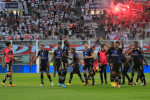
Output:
top-left (0, 0), bottom-right (150, 40)
top-left (0, 0), bottom-right (99, 40)
top-left (101, 0), bottom-right (150, 40)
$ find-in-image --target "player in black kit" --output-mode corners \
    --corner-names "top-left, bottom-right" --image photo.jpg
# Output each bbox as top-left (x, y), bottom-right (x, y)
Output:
top-left (121, 51), bottom-right (131, 85)
top-left (126, 42), bottom-right (146, 86)
top-left (83, 42), bottom-right (95, 86)
top-left (134, 55), bottom-right (148, 85)
top-left (110, 40), bottom-right (124, 88)
top-left (49, 42), bottom-right (63, 86)
top-left (87, 39), bottom-right (99, 84)
top-left (30, 44), bottom-right (53, 86)
top-left (66, 48), bottom-right (85, 86)
top-left (58, 40), bottom-right (70, 87)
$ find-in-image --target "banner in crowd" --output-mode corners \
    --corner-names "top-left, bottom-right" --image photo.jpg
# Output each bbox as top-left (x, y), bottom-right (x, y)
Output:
top-left (5, 2), bottom-right (18, 8)
top-left (89, 0), bottom-right (113, 9)
top-left (0, 2), bottom-right (18, 10)
top-left (108, 33), bottom-right (128, 40)
top-left (4, 34), bottom-right (43, 40)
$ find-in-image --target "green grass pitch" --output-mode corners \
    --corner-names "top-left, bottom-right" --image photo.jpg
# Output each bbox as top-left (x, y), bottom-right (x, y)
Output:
top-left (0, 73), bottom-right (150, 100)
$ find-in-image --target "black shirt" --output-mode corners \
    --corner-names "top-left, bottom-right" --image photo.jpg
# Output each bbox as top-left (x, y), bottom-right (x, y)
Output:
top-left (106, 46), bottom-right (115, 63)
top-left (54, 49), bottom-right (63, 60)
top-left (111, 48), bottom-right (122, 64)
top-left (38, 50), bottom-right (49, 63)
top-left (83, 48), bottom-right (93, 64)
top-left (62, 45), bottom-right (69, 60)
top-left (73, 53), bottom-right (79, 66)
top-left (132, 47), bottom-right (143, 64)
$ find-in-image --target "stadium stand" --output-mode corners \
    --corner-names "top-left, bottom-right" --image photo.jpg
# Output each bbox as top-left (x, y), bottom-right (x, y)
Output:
top-left (0, 0), bottom-right (149, 41)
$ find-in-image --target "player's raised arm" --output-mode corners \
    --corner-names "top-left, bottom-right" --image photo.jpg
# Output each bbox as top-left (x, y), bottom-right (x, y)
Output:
top-left (99, 37), bottom-right (111, 48)
top-left (92, 39), bottom-right (99, 50)
top-left (121, 39), bottom-right (124, 51)
top-left (2, 53), bottom-right (6, 67)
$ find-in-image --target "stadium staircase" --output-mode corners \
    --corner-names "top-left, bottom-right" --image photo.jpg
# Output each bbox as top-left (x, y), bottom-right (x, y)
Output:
top-left (97, 14), bottom-right (106, 40)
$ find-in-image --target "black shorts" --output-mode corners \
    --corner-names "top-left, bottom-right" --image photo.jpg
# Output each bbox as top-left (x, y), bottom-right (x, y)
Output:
top-left (6, 62), bottom-right (12, 72)
top-left (132, 62), bottom-right (143, 72)
top-left (112, 63), bottom-right (122, 73)
top-left (62, 59), bottom-right (68, 69)
top-left (83, 63), bottom-right (93, 71)
top-left (40, 63), bottom-right (49, 73)
top-left (55, 59), bottom-right (62, 71)
top-left (72, 65), bottom-right (80, 74)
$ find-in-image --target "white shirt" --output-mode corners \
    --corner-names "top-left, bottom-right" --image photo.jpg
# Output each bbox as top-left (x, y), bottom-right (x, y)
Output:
top-left (69, 30), bottom-right (72, 35)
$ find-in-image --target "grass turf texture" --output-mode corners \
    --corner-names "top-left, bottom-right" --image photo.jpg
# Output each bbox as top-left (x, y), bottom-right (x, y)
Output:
top-left (0, 73), bottom-right (149, 100)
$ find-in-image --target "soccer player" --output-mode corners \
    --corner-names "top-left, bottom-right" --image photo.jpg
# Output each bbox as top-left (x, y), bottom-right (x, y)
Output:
top-left (61, 40), bottom-right (70, 87)
top-left (30, 44), bottom-right (53, 86)
top-left (110, 40), bottom-right (124, 88)
top-left (83, 42), bottom-right (95, 86)
top-left (105, 42), bottom-right (115, 72)
top-left (1, 42), bottom-right (18, 87)
top-left (121, 52), bottom-right (131, 85)
top-left (49, 42), bottom-right (63, 86)
top-left (66, 48), bottom-right (85, 86)
top-left (134, 55), bottom-right (148, 85)
top-left (126, 42), bottom-right (146, 86)
top-left (97, 44), bottom-right (107, 85)
top-left (87, 39), bottom-right (99, 84)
